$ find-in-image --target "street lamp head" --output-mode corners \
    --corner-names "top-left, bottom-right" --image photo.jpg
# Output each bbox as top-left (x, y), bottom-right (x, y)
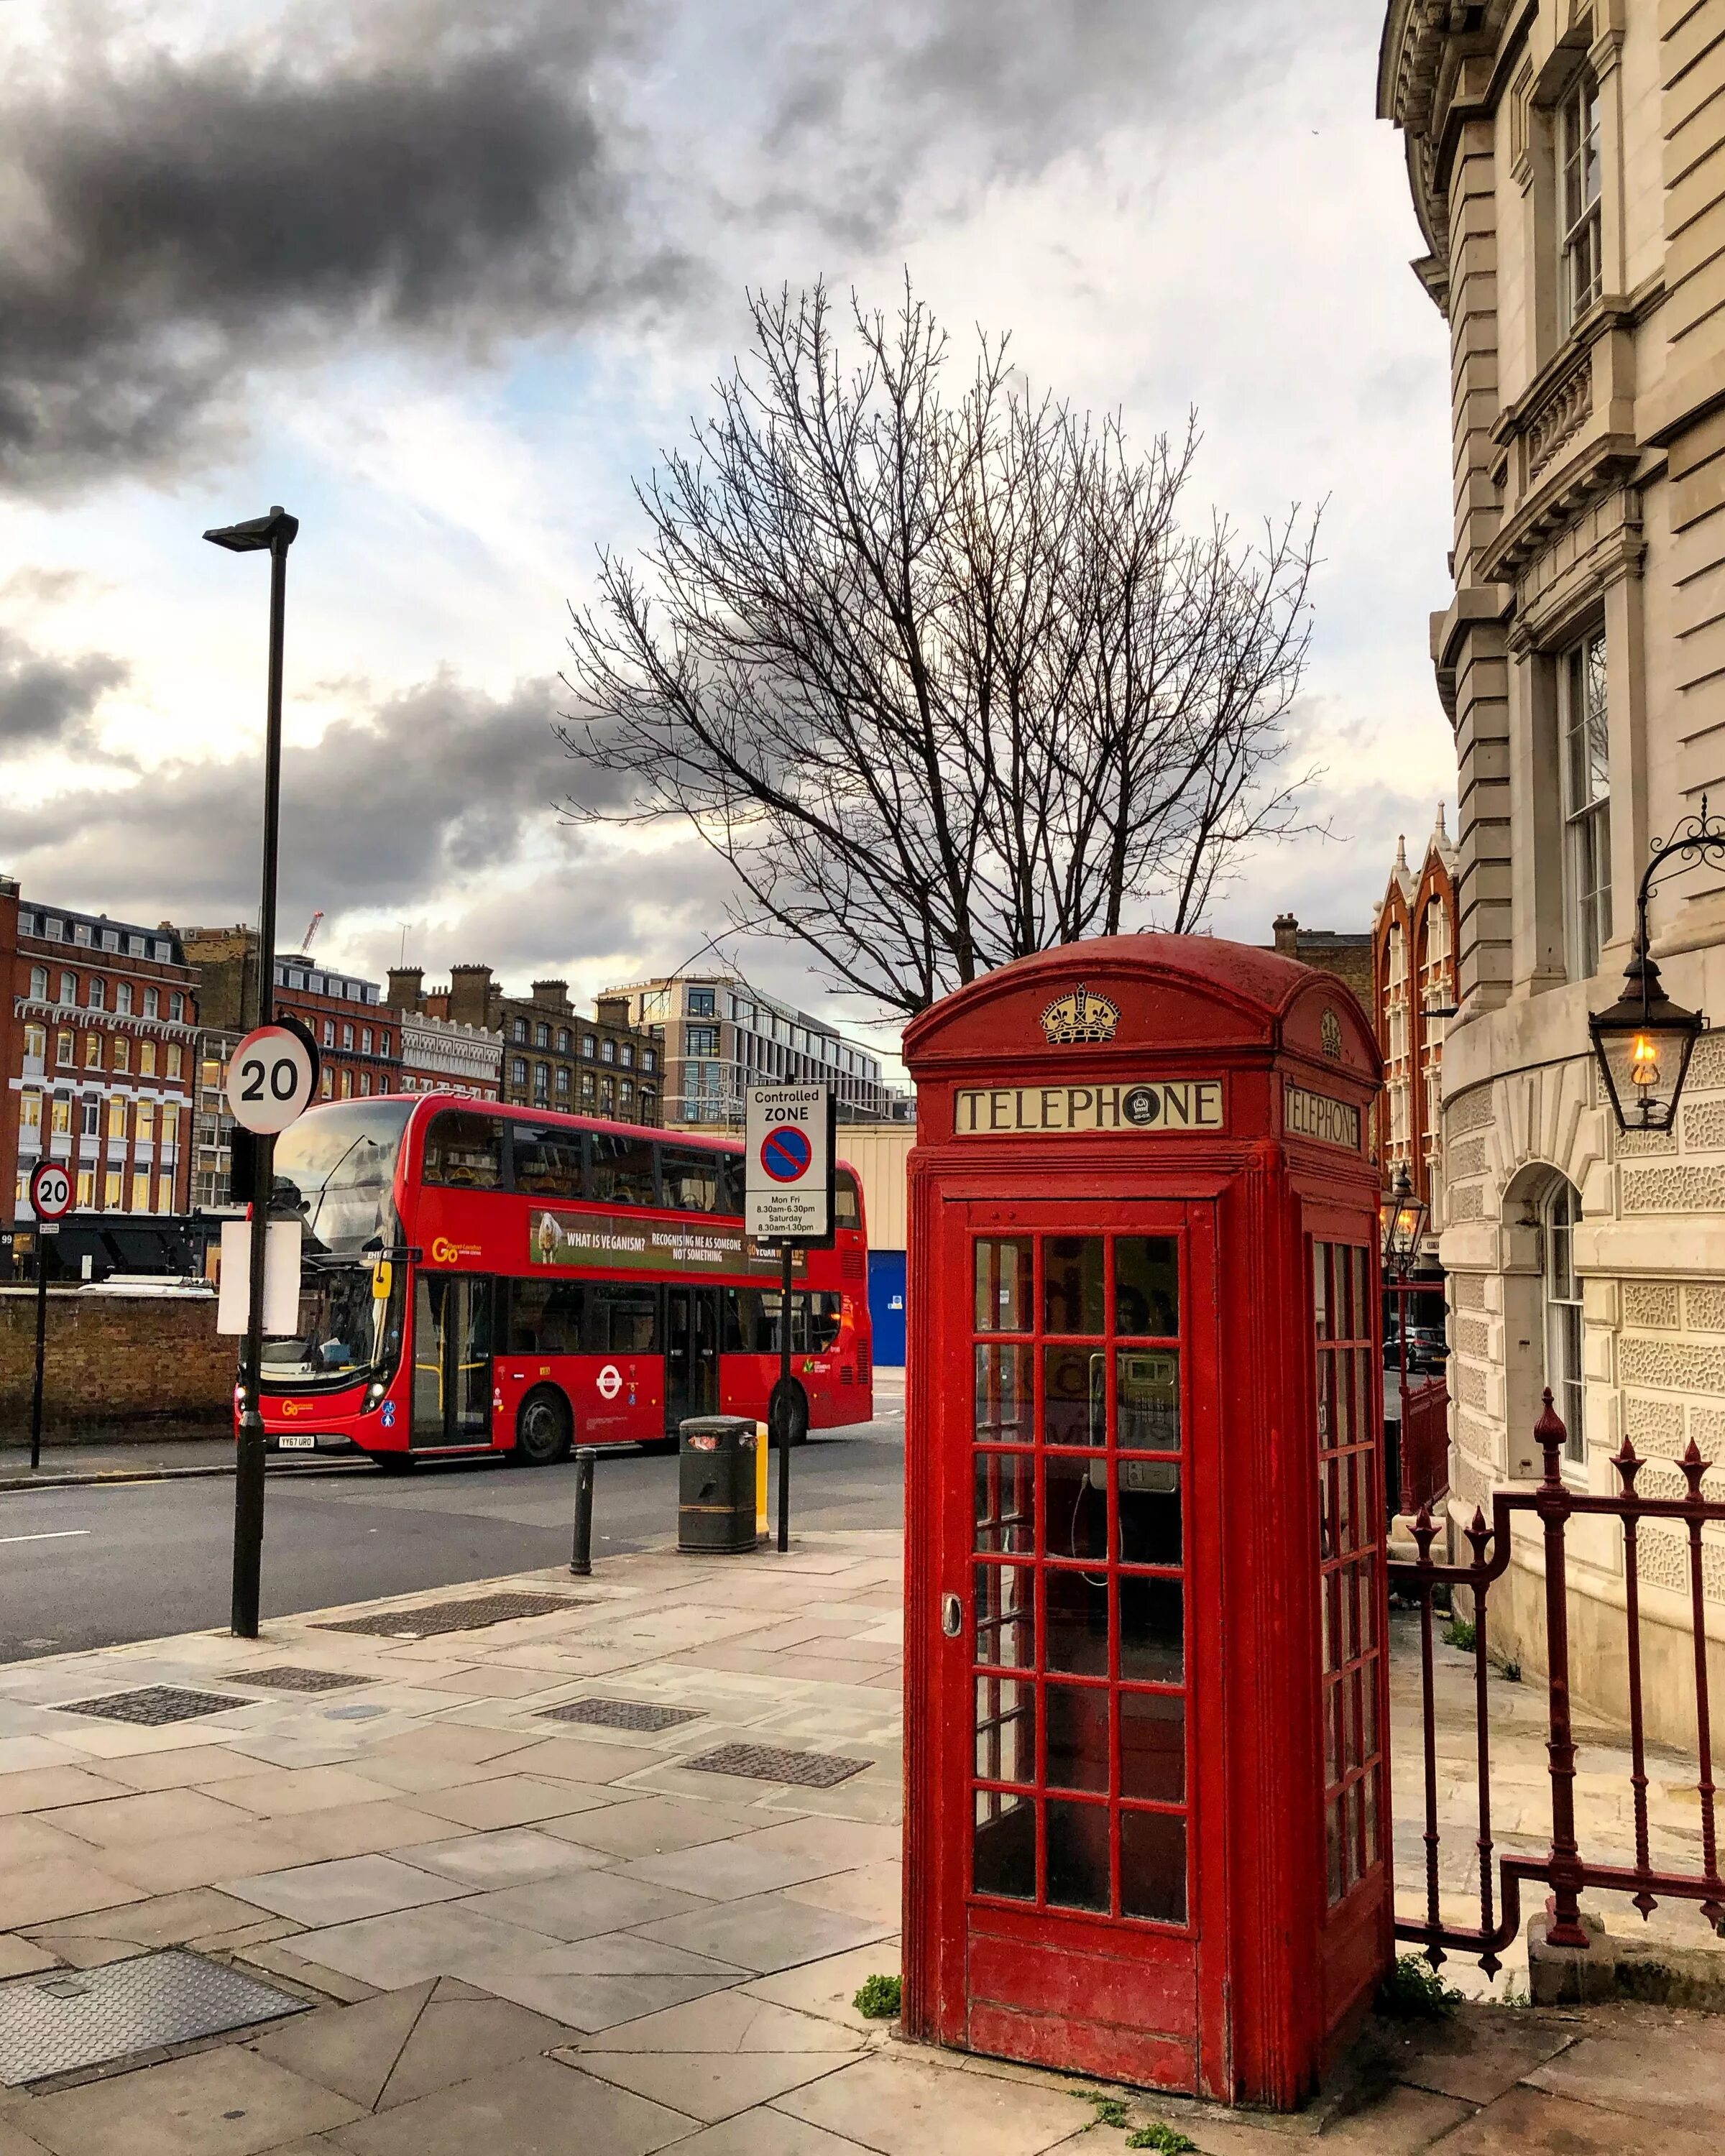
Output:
top-left (1379, 1162), bottom-right (1428, 1279)
top-left (203, 505), bottom-right (299, 554)
top-left (1588, 948), bottom-right (1704, 1134)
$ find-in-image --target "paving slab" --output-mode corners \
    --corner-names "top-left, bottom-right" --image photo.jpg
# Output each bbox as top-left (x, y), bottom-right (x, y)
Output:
top-left (392, 1828), bottom-right (611, 1889)
top-left (571, 2046), bottom-right (852, 2123)
top-left (743, 1941), bottom-right (903, 2032)
top-left (635, 1890), bottom-right (893, 1976)
top-left (0, 2116), bottom-right (50, 2156)
top-left (540, 1797), bottom-right (764, 1861)
top-left (574, 1990), bottom-right (865, 2056)
top-left (0, 1772), bottom-right (124, 1818)
top-left (88, 1825), bottom-right (306, 1898)
top-left (615, 1838), bottom-right (842, 1903)
top-left (19, 2047), bottom-right (362, 2156)
top-left (0, 1825), bottom-right (94, 1875)
top-left (249, 1981), bottom-right (436, 2110)
top-left (460, 1871), bottom-right (708, 1942)
top-left (207, 1770), bottom-right (400, 1820)
top-left (773, 2048), bottom-right (1090, 2156)
top-left (221, 1856), bottom-right (472, 1928)
top-left (1426, 2083), bottom-right (1720, 2155)
top-left (782, 1865), bottom-right (901, 1924)
top-left (258, 1802), bottom-right (452, 1864)
top-left (325, 2053), bottom-right (692, 2156)
top-left (286, 1902), bottom-right (557, 1990)
top-left (22, 1886), bottom-right (265, 1962)
top-left (658, 2113), bottom-right (876, 2156)
top-left (1522, 2020), bottom-right (1725, 2132)
top-left (1382, 2005), bottom-right (1576, 2105)
top-left (0, 1856), bottom-right (143, 1931)
top-left (408, 1777), bottom-right (615, 1832)
top-left (374, 1986), bottom-right (577, 2108)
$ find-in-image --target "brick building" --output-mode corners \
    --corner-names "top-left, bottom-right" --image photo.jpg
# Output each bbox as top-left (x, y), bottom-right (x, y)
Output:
top-left (181, 926), bottom-right (402, 1105)
top-left (395, 966), bottom-right (661, 1124)
top-left (1, 879), bottom-right (200, 1229)
top-left (1264, 916), bottom-right (1375, 1007)
top-left (1372, 808), bottom-right (1458, 1221)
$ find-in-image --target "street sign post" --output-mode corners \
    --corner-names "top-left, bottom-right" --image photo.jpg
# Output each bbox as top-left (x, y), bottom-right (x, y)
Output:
top-left (744, 1084), bottom-right (837, 1552)
top-left (224, 1013), bottom-right (318, 1637)
top-left (26, 1160), bottom-right (72, 1473)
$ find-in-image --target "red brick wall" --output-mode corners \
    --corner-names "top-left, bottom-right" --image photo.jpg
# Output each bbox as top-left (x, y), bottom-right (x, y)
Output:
top-left (0, 1289), bottom-right (235, 1436)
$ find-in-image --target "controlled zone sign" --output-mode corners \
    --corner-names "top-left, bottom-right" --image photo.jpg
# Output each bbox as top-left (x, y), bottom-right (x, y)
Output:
top-left (27, 1160), bottom-right (72, 1222)
top-left (226, 1018), bottom-right (320, 1135)
top-left (745, 1084), bottom-right (835, 1243)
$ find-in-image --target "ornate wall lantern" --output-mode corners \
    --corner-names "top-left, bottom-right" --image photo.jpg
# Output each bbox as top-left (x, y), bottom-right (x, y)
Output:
top-left (1379, 1163), bottom-right (1427, 1280)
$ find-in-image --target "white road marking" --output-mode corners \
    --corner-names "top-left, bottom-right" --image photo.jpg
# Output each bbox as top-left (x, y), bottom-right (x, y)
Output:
top-left (0, 1529), bottom-right (93, 1546)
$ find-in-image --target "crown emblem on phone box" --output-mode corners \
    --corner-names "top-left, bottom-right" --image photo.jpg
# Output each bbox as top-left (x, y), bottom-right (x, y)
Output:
top-left (1039, 985), bottom-right (1121, 1045)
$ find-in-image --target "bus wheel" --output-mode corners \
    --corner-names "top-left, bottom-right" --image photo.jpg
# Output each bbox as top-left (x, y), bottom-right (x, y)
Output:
top-left (515, 1387), bottom-right (573, 1468)
top-left (770, 1378), bottom-right (810, 1449)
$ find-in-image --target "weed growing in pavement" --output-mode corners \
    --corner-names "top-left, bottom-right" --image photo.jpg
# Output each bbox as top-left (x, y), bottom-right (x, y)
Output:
top-left (1126, 2127), bottom-right (1197, 2153)
top-left (852, 1973), bottom-right (901, 2019)
top-left (1443, 1618), bottom-right (1476, 1651)
top-left (1378, 1953), bottom-right (1463, 2019)
top-left (1500, 1657), bottom-right (1522, 1682)
top-left (1082, 2093), bottom-right (1131, 2129)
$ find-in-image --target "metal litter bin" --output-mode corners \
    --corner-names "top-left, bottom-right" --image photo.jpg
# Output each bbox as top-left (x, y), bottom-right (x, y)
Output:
top-left (678, 1416), bottom-right (758, 1553)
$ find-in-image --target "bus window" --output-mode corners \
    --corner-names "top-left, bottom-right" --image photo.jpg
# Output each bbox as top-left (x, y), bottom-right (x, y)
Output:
top-left (810, 1291), bottom-right (843, 1350)
top-left (835, 1170), bottom-right (862, 1228)
top-left (507, 1279), bottom-right (587, 1353)
top-left (591, 1133), bottom-right (656, 1207)
top-left (513, 1124), bottom-right (584, 1201)
top-left (588, 1283), bottom-right (658, 1351)
top-left (724, 1287), bottom-right (823, 1354)
top-left (661, 1146), bottom-right (721, 1214)
top-left (715, 1151), bottom-right (745, 1216)
top-left (424, 1108), bottom-right (505, 1189)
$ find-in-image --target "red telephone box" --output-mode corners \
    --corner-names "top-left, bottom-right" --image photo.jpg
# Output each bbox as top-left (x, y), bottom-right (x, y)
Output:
top-left (901, 935), bottom-right (1389, 2110)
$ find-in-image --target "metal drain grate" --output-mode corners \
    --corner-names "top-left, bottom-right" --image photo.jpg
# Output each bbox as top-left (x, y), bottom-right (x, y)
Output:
top-left (686, 1742), bottom-right (870, 1789)
top-left (316, 1591), bottom-right (586, 1640)
top-left (240, 1667), bottom-right (369, 1693)
top-left (56, 1686), bottom-right (246, 1726)
top-left (538, 1697), bottom-right (704, 1733)
top-left (0, 1950), bottom-right (307, 2086)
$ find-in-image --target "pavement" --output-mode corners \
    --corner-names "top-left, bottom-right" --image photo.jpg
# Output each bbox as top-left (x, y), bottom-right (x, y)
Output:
top-left (0, 1526), bottom-right (1717, 2152)
top-left (0, 1415), bottom-right (906, 1662)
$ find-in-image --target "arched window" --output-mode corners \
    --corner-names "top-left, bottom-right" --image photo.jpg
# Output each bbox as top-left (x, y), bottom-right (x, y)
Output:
top-left (1542, 1177), bottom-right (1585, 1465)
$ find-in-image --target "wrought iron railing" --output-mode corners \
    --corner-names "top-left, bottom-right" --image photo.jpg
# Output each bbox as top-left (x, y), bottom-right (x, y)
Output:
top-left (1388, 1389), bottom-right (1725, 1971)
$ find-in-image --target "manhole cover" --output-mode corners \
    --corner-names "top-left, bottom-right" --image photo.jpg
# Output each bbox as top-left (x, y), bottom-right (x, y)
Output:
top-left (539, 1698), bottom-right (704, 1733)
top-left (56, 1687), bottom-right (246, 1726)
top-left (240, 1667), bottom-right (368, 1694)
top-left (0, 1951), bottom-right (306, 2086)
top-left (317, 1592), bottom-right (585, 1639)
top-left (686, 1742), bottom-right (870, 1789)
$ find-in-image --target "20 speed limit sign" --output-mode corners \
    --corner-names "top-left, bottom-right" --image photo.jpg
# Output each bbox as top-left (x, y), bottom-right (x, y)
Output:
top-left (28, 1160), bottom-right (73, 1222)
top-left (226, 1021), bottom-right (319, 1134)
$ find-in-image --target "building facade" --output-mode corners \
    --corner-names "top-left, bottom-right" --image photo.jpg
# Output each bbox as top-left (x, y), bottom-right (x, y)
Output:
top-left (1373, 810), bottom-right (1460, 1220)
top-left (605, 974), bottom-right (899, 1125)
top-left (181, 927), bottom-right (402, 1107)
top-left (396, 967), bottom-right (660, 1125)
top-left (1380, 0), bottom-right (1725, 1734)
top-left (393, 1005), bottom-right (502, 1100)
top-left (1, 881), bottom-right (199, 1229)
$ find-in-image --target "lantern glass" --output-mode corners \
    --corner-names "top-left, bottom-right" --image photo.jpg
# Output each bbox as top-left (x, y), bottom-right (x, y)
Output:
top-left (1588, 954), bottom-right (1704, 1135)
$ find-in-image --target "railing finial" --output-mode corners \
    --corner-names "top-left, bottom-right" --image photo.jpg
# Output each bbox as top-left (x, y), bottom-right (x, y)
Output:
top-left (1614, 1435), bottom-right (1642, 1493)
top-left (1535, 1388), bottom-right (1567, 1486)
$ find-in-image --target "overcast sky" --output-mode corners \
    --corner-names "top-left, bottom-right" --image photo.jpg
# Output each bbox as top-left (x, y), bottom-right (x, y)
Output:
top-left (0, 0), bottom-right (1453, 1064)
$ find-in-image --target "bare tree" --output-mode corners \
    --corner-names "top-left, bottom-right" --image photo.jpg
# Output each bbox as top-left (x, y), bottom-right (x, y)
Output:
top-left (561, 277), bottom-right (1321, 1018)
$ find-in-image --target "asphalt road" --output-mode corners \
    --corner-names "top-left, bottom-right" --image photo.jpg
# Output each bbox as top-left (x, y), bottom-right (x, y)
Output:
top-left (0, 1409), bottom-right (905, 1664)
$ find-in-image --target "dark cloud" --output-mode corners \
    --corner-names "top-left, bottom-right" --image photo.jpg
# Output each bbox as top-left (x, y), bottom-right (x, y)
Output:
top-left (0, 624), bottom-right (126, 749)
top-left (0, 1), bottom-right (682, 494)
top-left (0, 667), bottom-right (610, 927)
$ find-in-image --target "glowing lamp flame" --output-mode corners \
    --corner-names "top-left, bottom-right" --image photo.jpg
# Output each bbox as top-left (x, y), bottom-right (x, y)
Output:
top-left (1630, 1033), bottom-right (1661, 1089)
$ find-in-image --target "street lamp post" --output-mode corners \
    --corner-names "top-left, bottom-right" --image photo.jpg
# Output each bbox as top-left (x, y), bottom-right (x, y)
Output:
top-left (1379, 1163), bottom-right (1429, 1515)
top-left (203, 505), bottom-right (298, 1639)
top-left (1588, 797), bottom-right (1723, 1133)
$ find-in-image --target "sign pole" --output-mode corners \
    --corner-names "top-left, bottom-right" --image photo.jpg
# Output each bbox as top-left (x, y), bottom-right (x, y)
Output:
top-left (24, 1161), bottom-right (72, 1473)
top-left (777, 1242), bottom-right (792, 1554)
top-left (29, 1236), bottom-right (48, 1473)
top-left (233, 519), bottom-right (293, 1641)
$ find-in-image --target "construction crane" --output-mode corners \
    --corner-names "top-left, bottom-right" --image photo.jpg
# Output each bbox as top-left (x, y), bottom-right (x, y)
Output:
top-left (300, 909), bottom-right (324, 956)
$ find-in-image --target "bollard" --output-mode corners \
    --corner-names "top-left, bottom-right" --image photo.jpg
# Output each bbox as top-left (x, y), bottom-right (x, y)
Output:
top-left (570, 1446), bottom-right (597, 1576)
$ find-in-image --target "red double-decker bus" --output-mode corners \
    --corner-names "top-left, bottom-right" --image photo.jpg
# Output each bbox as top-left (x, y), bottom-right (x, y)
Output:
top-left (255, 1095), bottom-right (873, 1466)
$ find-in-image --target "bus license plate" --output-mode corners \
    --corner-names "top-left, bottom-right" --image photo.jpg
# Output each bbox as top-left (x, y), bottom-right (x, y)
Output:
top-left (277, 1433), bottom-right (317, 1451)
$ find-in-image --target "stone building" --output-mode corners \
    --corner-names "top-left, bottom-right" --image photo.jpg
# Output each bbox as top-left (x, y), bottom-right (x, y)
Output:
top-left (181, 928), bottom-right (402, 1107)
top-left (1373, 808), bottom-right (1460, 1227)
top-left (1379, 0), bottom-right (1725, 1735)
top-left (396, 967), bottom-right (661, 1125)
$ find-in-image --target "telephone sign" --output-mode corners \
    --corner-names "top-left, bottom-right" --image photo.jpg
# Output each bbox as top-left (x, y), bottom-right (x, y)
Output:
top-left (27, 1161), bottom-right (73, 1222)
top-left (226, 1020), bottom-right (319, 1135)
